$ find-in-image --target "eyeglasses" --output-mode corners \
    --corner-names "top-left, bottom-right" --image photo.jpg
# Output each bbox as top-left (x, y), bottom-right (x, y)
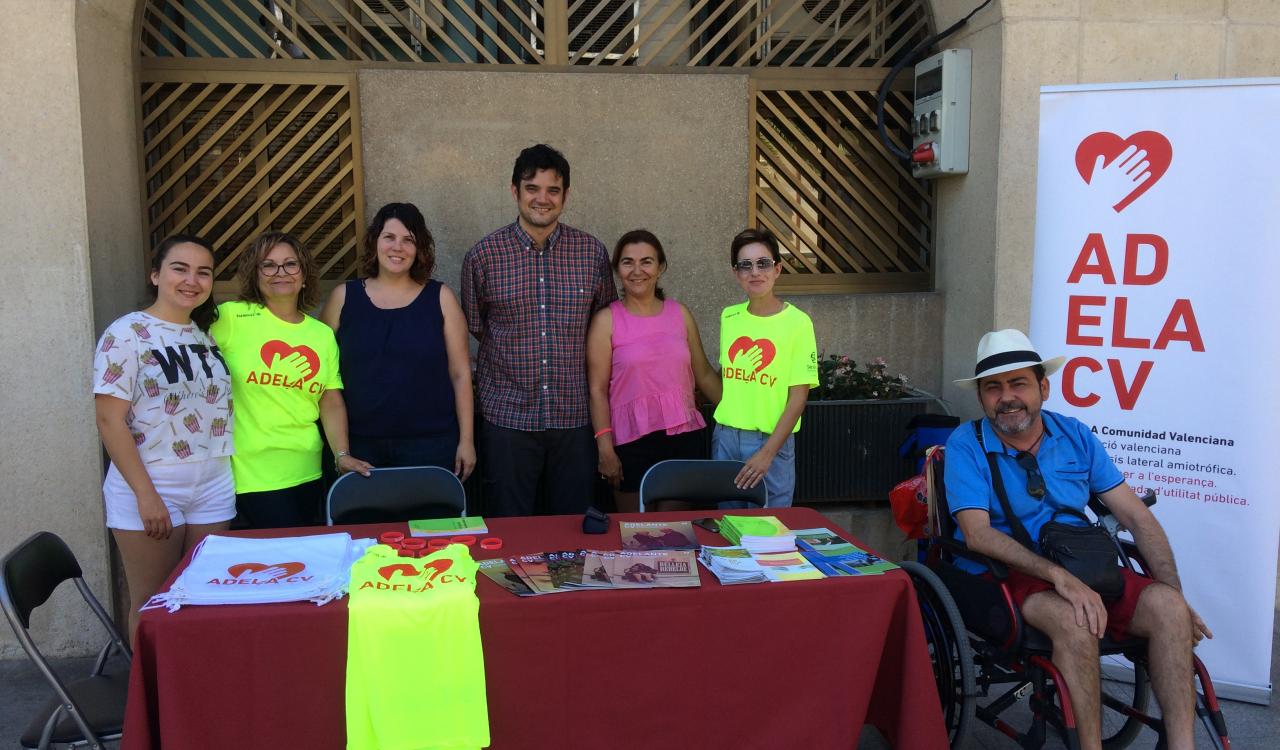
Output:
top-left (1014, 451), bottom-right (1047, 499)
top-left (733, 258), bottom-right (777, 274)
top-left (259, 259), bottom-right (301, 276)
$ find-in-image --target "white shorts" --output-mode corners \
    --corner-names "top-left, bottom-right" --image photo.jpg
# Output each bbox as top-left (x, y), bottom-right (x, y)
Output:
top-left (103, 456), bottom-right (236, 531)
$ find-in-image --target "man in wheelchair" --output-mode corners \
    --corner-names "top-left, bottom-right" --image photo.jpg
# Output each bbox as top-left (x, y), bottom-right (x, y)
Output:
top-left (944, 329), bottom-right (1211, 750)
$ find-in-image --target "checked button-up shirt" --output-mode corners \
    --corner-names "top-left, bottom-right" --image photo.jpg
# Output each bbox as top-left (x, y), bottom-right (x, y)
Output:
top-left (461, 220), bottom-right (617, 431)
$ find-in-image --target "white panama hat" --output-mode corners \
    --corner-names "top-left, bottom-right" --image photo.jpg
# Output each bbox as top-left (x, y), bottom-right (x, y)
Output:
top-left (954, 329), bottom-right (1066, 389)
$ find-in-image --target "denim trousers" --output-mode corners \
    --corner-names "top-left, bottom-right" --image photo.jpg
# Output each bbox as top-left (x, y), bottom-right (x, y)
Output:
top-left (710, 424), bottom-right (797, 508)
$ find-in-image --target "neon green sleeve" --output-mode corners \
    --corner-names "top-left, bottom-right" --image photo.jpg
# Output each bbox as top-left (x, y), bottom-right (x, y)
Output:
top-left (791, 312), bottom-right (819, 387)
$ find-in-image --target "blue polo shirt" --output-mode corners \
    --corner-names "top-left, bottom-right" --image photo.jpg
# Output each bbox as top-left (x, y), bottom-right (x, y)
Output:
top-left (944, 410), bottom-right (1125, 574)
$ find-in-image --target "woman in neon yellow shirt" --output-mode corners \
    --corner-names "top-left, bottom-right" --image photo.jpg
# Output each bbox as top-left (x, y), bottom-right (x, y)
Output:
top-left (210, 232), bottom-right (372, 527)
top-left (711, 228), bottom-right (819, 507)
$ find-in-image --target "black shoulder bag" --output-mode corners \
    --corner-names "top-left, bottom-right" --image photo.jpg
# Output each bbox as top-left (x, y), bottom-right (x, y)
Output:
top-left (972, 420), bottom-right (1124, 601)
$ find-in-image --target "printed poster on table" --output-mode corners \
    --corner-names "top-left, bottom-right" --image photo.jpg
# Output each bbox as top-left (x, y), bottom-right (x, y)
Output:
top-left (1029, 78), bottom-right (1280, 701)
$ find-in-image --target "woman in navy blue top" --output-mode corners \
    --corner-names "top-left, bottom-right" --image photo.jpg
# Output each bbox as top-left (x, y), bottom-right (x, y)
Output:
top-left (320, 203), bottom-right (475, 479)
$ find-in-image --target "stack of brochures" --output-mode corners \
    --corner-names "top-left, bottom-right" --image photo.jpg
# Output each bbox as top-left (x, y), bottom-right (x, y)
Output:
top-left (697, 545), bottom-right (825, 584)
top-left (793, 528), bottom-right (899, 576)
top-left (478, 549), bottom-right (701, 596)
top-left (407, 516), bottom-right (488, 538)
top-left (718, 515), bottom-right (796, 554)
top-left (697, 546), bottom-right (768, 584)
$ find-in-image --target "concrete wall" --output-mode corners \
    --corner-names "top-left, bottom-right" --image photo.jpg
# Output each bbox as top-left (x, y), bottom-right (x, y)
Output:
top-left (931, 0), bottom-right (1280, 418)
top-left (358, 68), bottom-right (944, 393)
top-left (0, 0), bottom-right (111, 658)
top-left (78, 0), bottom-right (147, 329)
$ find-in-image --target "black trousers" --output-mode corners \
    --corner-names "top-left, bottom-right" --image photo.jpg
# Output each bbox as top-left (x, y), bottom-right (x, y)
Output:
top-left (481, 420), bottom-right (594, 517)
top-left (236, 478), bottom-right (325, 529)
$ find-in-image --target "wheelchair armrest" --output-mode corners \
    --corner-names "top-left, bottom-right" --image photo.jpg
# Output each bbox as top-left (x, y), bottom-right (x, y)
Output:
top-left (938, 538), bottom-right (1010, 579)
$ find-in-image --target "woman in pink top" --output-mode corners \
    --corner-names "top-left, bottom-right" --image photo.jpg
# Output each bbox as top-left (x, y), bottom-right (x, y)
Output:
top-left (587, 230), bottom-right (722, 512)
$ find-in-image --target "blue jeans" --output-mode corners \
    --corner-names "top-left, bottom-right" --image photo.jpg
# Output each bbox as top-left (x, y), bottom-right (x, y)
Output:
top-left (711, 424), bottom-right (797, 508)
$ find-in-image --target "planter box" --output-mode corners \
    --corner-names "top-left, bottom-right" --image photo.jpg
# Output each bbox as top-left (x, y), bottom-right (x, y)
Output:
top-left (695, 397), bottom-right (931, 504)
top-left (793, 397), bottom-right (931, 503)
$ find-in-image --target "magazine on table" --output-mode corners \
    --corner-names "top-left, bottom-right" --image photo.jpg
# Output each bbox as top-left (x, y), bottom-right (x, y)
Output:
top-left (607, 550), bottom-right (701, 588)
top-left (619, 520), bottom-right (699, 551)
top-left (509, 554), bottom-right (566, 594)
top-left (477, 558), bottom-right (539, 597)
top-left (753, 550), bottom-right (826, 582)
top-left (793, 530), bottom-right (899, 575)
top-left (580, 550), bottom-right (616, 587)
top-left (546, 549), bottom-right (592, 590)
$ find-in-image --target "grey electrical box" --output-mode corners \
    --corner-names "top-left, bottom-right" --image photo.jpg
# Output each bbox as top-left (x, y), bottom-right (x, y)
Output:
top-left (911, 48), bottom-right (971, 178)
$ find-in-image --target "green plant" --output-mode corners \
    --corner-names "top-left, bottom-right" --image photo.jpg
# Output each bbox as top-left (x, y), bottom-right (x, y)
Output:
top-left (810, 354), bottom-right (909, 401)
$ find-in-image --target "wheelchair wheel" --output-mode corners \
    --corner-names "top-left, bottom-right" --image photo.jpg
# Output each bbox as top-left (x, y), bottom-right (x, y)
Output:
top-left (1098, 659), bottom-right (1150, 750)
top-left (901, 561), bottom-right (976, 749)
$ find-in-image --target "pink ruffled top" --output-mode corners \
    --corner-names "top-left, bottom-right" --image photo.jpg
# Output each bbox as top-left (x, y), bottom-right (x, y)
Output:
top-left (608, 299), bottom-right (705, 446)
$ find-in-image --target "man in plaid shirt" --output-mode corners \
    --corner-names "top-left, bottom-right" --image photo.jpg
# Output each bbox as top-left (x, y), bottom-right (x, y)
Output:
top-left (461, 144), bottom-right (618, 516)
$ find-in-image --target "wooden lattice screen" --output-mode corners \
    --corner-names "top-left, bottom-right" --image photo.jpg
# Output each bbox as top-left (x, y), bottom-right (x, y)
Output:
top-left (139, 0), bottom-right (928, 68)
top-left (751, 70), bottom-right (932, 292)
top-left (138, 0), bottom-right (934, 293)
top-left (139, 71), bottom-right (364, 291)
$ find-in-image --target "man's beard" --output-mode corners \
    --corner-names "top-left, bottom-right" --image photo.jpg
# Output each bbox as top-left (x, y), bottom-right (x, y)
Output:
top-left (990, 399), bottom-right (1034, 436)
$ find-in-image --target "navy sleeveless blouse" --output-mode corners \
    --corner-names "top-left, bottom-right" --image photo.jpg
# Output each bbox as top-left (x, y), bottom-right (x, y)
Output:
top-left (337, 279), bottom-right (456, 438)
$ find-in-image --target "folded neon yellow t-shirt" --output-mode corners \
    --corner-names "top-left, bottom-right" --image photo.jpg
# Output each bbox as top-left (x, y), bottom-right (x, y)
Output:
top-left (713, 302), bottom-right (818, 434)
top-left (346, 544), bottom-right (489, 750)
top-left (209, 301), bottom-right (342, 492)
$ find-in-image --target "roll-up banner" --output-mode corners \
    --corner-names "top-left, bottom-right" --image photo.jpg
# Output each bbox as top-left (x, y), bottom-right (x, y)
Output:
top-left (1030, 79), bottom-right (1280, 703)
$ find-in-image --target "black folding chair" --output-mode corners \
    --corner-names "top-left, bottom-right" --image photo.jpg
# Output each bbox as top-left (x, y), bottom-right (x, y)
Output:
top-left (326, 465), bottom-right (467, 525)
top-left (636, 459), bottom-right (768, 512)
top-left (1, 532), bottom-right (132, 750)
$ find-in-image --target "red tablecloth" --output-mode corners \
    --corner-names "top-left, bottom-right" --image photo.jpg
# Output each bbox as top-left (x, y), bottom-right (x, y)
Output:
top-left (122, 508), bottom-right (947, 749)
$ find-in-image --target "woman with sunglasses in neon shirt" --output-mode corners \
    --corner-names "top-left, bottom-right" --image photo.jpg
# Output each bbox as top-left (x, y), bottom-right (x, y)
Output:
top-left (211, 232), bottom-right (371, 528)
top-left (587, 229), bottom-right (721, 512)
top-left (711, 228), bottom-right (819, 508)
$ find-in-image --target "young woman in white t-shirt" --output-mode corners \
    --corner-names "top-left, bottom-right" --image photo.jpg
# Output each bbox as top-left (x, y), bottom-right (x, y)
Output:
top-left (93, 235), bottom-right (235, 638)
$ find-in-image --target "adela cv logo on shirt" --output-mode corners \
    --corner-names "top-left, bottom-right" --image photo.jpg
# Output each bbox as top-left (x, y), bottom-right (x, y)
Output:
top-left (245, 340), bottom-right (326, 393)
top-left (362, 558), bottom-right (468, 592)
top-left (725, 336), bottom-right (778, 388)
top-left (206, 561), bottom-right (312, 585)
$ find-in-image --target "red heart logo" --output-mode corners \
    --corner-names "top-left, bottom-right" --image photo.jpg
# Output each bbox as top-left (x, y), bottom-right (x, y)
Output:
top-left (259, 340), bottom-right (320, 381)
top-left (421, 559), bottom-right (454, 580)
top-left (727, 336), bottom-right (776, 372)
top-left (378, 563), bottom-right (420, 581)
top-left (227, 561), bottom-right (305, 578)
top-left (1074, 131), bottom-right (1172, 212)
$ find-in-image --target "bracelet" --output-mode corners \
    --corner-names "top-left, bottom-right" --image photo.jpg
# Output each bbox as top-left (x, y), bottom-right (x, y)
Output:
top-left (334, 450), bottom-right (350, 470)
top-left (593, 427), bottom-right (613, 439)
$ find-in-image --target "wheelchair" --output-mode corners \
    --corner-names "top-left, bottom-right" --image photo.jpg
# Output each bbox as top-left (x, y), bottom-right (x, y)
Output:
top-left (899, 446), bottom-right (1232, 749)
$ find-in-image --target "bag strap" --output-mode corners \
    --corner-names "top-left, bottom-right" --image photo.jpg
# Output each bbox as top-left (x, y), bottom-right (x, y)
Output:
top-left (972, 419), bottom-right (1036, 550)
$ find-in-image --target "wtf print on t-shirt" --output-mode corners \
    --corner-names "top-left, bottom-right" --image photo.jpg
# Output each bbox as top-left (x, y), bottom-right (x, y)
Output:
top-left (93, 311), bottom-right (233, 465)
